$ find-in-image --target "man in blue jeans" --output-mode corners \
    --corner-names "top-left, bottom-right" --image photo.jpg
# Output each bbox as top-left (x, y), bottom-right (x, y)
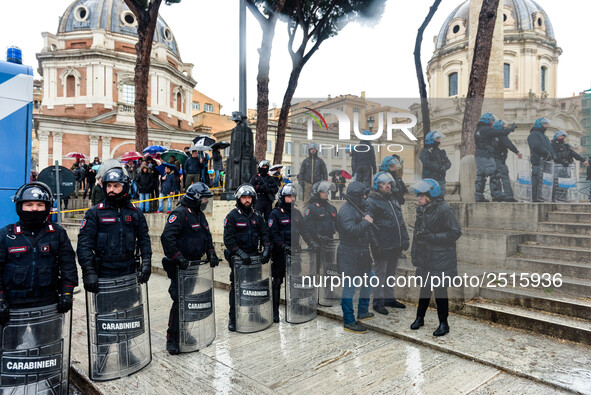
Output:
top-left (157, 165), bottom-right (179, 213)
top-left (337, 181), bottom-right (374, 333)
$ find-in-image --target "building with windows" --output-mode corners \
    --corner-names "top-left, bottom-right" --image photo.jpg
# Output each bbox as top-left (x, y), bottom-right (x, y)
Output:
top-left (34, 0), bottom-right (197, 169)
top-left (191, 89), bottom-right (234, 135)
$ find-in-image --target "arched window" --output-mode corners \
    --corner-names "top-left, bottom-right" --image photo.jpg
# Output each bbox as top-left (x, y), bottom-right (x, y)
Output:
top-left (66, 75), bottom-right (76, 98)
top-left (503, 63), bottom-right (510, 89)
top-left (541, 66), bottom-right (547, 92)
top-left (448, 72), bottom-right (458, 96)
top-left (176, 92), bottom-right (182, 112)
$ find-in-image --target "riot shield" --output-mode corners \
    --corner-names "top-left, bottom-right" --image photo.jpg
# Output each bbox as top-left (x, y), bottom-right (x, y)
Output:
top-left (541, 161), bottom-right (554, 202)
top-left (514, 157), bottom-right (532, 202)
top-left (553, 163), bottom-right (578, 203)
top-left (285, 248), bottom-right (318, 324)
top-left (318, 239), bottom-right (341, 307)
top-left (235, 257), bottom-right (273, 333)
top-left (86, 273), bottom-right (151, 381)
top-left (177, 262), bottom-right (215, 353)
top-left (0, 304), bottom-right (71, 394)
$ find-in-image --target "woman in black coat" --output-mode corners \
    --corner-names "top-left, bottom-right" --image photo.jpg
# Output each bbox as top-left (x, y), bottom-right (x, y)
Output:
top-left (410, 178), bottom-right (461, 337)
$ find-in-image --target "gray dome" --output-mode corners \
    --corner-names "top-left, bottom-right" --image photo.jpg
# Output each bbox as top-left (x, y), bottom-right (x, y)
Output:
top-left (436, 0), bottom-right (555, 50)
top-left (58, 0), bottom-right (180, 57)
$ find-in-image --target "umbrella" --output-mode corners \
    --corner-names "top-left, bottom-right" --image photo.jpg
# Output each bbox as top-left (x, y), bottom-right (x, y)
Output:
top-left (65, 152), bottom-right (89, 160)
top-left (92, 165), bottom-right (100, 171)
top-left (329, 169), bottom-right (352, 180)
top-left (144, 152), bottom-right (161, 160)
top-left (120, 151), bottom-right (143, 161)
top-left (190, 139), bottom-right (212, 151)
top-left (97, 159), bottom-right (126, 178)
top-left (156, 163), bottom-right (177, 176)
top-left (193, 135), bottom-right (216, 146)
top-left (210, 141), bottom-right (230, 150)
top-left (161, 149), bottom-right (188, 165)
top-left (270, 164), bottom-right (283, 172)
top-left (142, 145), bottom-right (167, 154)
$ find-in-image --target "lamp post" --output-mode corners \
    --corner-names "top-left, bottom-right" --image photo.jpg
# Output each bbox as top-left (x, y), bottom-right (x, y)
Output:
top-left (367, 117), bottom-right (375, 132)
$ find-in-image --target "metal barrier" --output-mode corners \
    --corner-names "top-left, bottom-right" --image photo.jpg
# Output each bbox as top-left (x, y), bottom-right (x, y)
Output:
top-left (285, 249), bottom-right (318, 324)
top-left (235, 257), bottom-right (272, 333)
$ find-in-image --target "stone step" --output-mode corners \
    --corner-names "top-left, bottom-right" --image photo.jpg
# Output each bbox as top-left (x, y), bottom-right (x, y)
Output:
top-left (519, 243), bottom-right (591, 262)
top-left (549, 203), bottom-right (591, 213)
top-left (547, 211), bottom-right (591, 224)
top-left (538, 222), bottom-right (591, 236)
top-left (461, 301), bottom-right (591, 346)
top-left (534, 233), bottom-right (591, 249)
top-left (507, 257), bottom-right (591, 281)
top-left (479, 287), bottom-right (591, 320)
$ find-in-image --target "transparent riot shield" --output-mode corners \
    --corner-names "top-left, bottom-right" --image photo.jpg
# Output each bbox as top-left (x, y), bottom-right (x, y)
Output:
top-left (514, 157), bottom-right (532, 202)
top-left (178, 262), bottom-right (215, 353)
top-left (553, 163), bottom-right (578, 203)
top-left (318, 239), bottom-right (341, 307)
top-left (286, 249), bottom-right (318, 324)
top-left (86, 273), bottom-right (151, 381)
top-left (235, 257), bottom-right (272, 333)
top-left (0, 304), bottom-right (71, 394)
top-left (541, 161), bottom-right (555, 202)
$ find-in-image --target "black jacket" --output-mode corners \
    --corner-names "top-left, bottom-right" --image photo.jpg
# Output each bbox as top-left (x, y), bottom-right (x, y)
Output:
top-left (0, 222), bottom-right (78, 307)
top-left (184, 157), bottom-right (202, 175)
top-left (366, 190), bottom-right (409, 252)
top-left (90, 184), bottom-right (105, 206)
top-left (411, 199), bottom-right (461, 277)
top-left (298, 152), bottom-right (327, 185)
top-left (303, 197), bottom-right (337, 243)
top-left (136, 170), bottom-right (153, 194)
top-left (223, 206), bottom-right (270, 255)
top-left (77, 200), bottom-right (152, 278)
top-left (351, 140), bottom-right (377, 174)
top-left (212, 150), bottom-right (223, 171)
top-left (551, 141), bottom-right (585, 166)
top-left (161, 206), bottom-right (215, 261)
top-left (527, 127), bottom-right (553, 165)
top-left (587, 165), bottom-right (591, 181)
top-left (160, 172), bottom-right (180, 195)
top-left (493, 135), bottom-right (519, 161)
top-left (419, 145), bottom-right (451, 181)
top-left (250, 174), bottom-right (279, 203)
top-left (475, 123), bottom-right (511, 158)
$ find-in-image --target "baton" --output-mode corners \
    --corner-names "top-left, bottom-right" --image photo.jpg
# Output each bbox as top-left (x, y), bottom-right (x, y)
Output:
top-left (343, 195), bottom-right (379, 231)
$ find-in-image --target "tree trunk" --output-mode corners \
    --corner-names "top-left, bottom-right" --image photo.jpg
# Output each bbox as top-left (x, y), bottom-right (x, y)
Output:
top-left (254, 16), bottom-right (278, 161)
top-left (414, 0), bottom-right (442, 143)
top-left (273, 63), bottom-right (303, 165)
top-left (460, 0), bottom-right (500, 157)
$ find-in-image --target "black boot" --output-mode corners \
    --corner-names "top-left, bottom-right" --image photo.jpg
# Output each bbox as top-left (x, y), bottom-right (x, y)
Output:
top-left (433, 321), bottom-right (449, 336)
top-left (166, 337), bottom-right (180, 355)
top-left (272, 278), bottom-right (282, 323)
top-left (228, 314), bottom-right (236, 332)
top-left (410, 317), bottom-right (424, 330)
top-left (373, 304), bottom-right (388, 315)
top-left (384, 299), bottom-right (406, 309)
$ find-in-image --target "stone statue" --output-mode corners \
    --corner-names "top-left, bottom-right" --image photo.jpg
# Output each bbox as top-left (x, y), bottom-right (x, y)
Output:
top-left (224, 112), bottom-right (256, 195)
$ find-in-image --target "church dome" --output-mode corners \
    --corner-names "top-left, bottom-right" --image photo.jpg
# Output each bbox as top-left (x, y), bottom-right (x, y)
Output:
top-left (58, 0), bottom-right (180, 57)
top-left (436, 0), bottom-right (555, 50)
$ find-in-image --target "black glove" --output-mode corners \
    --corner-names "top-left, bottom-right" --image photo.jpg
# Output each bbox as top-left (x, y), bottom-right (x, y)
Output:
top-left (236, 249), bottom-right (251, 265)
top-left (401, 240), bottom-right (410, 251)
top-left (174, 254), bottom-right (190, 270)
top-left (283, 244), bottom-right (291, 255)
top-left (207, 251), bottom-right (220, 268)
top-left (261, 246), bottom-right (271, 264)
top-left (508, 123), bottom-right (517, 132)
top-left (0, 299), bottom-right (9, 325)
top-left (83, 265), bottom-right (99, 293)
top-left (57, 293), bottom-right (73, 313)
top-left (416, 230), bottom-right (434, 242)
top-left (138, 260), bottom-right (151, 283)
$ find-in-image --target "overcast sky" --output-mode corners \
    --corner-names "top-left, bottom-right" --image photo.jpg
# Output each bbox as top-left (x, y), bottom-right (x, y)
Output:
top-left (1, 0), bottom-right (589, 115)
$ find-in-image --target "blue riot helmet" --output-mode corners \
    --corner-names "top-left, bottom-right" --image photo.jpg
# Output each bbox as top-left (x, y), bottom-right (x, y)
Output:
top-left (372, 171), bottom-right (395, 191)
top-left (492, 119), bottom-right (507, 130)
top-left (380, 155), bottom-right (402, 172)
top-left (361, 130), bottom-right (372, 136)
top-left (411, 178), bottom-right (442, 198)
top-left (553, 130), bottom-right (567, 141)
top-left (533, 117), bottom-right (550, 129)
top-left (479, 113), bottom-right (496, 125)
top-left (425, 131), bottom-right (445, 145)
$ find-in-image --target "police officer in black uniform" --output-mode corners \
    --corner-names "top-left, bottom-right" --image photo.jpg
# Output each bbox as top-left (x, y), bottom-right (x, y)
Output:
top-left (223, 184), bottom-right (271, 331)
top-left (302, 181), bottom-right (338, 249)
top-left (160, 183), bottom-right (218, 354)
top-left (550, 130), bottom-right (589, 202)
top-left (77, 167), bottom-right (152, 291)
top-left (0, 182), bottom-right (78, 325)
top-left (492, 119), bottom-right (521, 202)
top-left (268, 184), bottom-right (306, 323)
top-left (250, 160), bottom-right (279, 222)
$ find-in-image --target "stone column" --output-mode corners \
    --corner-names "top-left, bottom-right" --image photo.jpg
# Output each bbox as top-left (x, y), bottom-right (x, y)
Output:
top-left (102, 136), bottom-right (112, 160)
top-left (89, 135), bottom-right (99, 160)
top-left (52, 132), bottom-right (63, 165)
top-left (38, 130), bottom-right (50, 170)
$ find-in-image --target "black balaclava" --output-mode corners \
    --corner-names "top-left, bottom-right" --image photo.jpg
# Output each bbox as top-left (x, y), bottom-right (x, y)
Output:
top-left (18, 203), bottom-right (49, 231)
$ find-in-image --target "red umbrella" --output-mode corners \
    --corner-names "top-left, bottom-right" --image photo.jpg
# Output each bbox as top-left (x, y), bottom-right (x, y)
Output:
top-left (120, 151), bottom-right (143, 161)
top-left (341, 170), bottom-right (352, 180)
top-left (144, 152), bottom-right (161, 160)
top-left (65, 152), bottom-right (89, 160)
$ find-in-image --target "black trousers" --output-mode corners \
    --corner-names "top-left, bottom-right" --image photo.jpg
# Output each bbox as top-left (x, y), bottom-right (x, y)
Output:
top-left (416, 285), bottom-right (449, 322)
top-left (163, 260), bottom-right (180, 342)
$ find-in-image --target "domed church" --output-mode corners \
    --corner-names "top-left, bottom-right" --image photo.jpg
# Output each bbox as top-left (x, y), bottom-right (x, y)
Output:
top-left (413, 0), bottom-right (583, 187)
top-left (35, 0), bottom-right (196, 169)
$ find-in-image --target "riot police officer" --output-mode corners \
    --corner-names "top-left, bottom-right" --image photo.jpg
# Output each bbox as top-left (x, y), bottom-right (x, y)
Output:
top-left (492, 119), bottom-right (521, 202)
top-left (551, 131), bottom-right (588, 202)
top-left (419, 131), bottom-right (451, 196)
top-left (268, 184), bottom-right (305, 323)
top-left (379, 155), bottom-right (407, 206)
top-left (223, 184), bottom-right (271, 331)
top-left (160, 183), bottom-right (219, 354)
top-left (250, 160), bottom-right (279, 221)
top-left (303, 181), bottom-right (338, 249)
top-left (77, 167), bottom-right (152, 289)
top-left (0, 182), bottom-right (78, 323)
top-left (527, 118), bottom-right (553, 202)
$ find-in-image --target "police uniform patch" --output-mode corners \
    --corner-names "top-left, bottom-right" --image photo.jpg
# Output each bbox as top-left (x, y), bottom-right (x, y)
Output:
top-left (331, 212), bottom-right (336, 217)
top-left (304, 208), bottom-right (310, 216)
top-left (8, 246), bottom-right (27, 254)
top-left (80, 219), bottom-right (87, 229)
top-left (125, 216), bottom-right (132, 222)
top-left (224, 218), bottom-right (228, 227)
top-left (268, 219), bottom-right (273, 227)
top-left (41, 245), bottom-right (50, 253)
top-left (169, 214), bottom-right (177, 223)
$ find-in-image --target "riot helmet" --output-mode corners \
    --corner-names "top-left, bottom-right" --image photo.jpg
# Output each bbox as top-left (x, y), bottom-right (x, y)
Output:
top-left (533, 117), bottom-right (550, 130)
top-left (258, 159), bottom-right (270, 176)
top-left (479, 113), bottom-right (496, 125)
top-left (182, 182), bottom-right (213, 211)
top-left (235, 184), bottom-right (256, 211)
top-left (102, 167), bottom-right (130, 204)
top-left (553, 130), bottom-right (567, 142)
top-left (372, 171), bottom-right (395, 191)
top-left (13, 181), bottom-right (54, 229)
top-left (310, 180), bottom-right (335, 202)
top-left (278, 183), bottom-right (297, 207)
top-left (411, 178), bottom-right (442, 199)
top-left (425, 131), bottom-right (445, 146)
top-left (493, 119), bottom-right (507, 130)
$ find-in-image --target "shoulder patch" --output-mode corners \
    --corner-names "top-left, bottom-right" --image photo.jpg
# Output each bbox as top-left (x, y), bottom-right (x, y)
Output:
top-left (224, 218), bottom-right (228, 227)
top-left (268, 219), bottom-right (273, 227)
top-left (331, 212), bottom-right (336, 217)
top-left (80, 219), bottom-right (87, 229)
top-left (169, 214), bottom-right (177, 223)
top-left (304, 208), bottom-right (310, 216)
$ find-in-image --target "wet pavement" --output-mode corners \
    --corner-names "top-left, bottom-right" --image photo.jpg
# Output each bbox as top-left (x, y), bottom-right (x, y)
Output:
top-left (68, 271), bottom-right (576, 394)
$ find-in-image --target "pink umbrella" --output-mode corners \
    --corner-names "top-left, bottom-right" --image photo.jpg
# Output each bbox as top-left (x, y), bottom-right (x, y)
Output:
top-left (120, 151), bottom-right (143, 161)
top-left (65, 152), bottom-right (89, 160)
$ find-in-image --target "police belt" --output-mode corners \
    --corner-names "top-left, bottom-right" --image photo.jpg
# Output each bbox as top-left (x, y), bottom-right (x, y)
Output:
top-left (98, 253), bottom-right (135, 263)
